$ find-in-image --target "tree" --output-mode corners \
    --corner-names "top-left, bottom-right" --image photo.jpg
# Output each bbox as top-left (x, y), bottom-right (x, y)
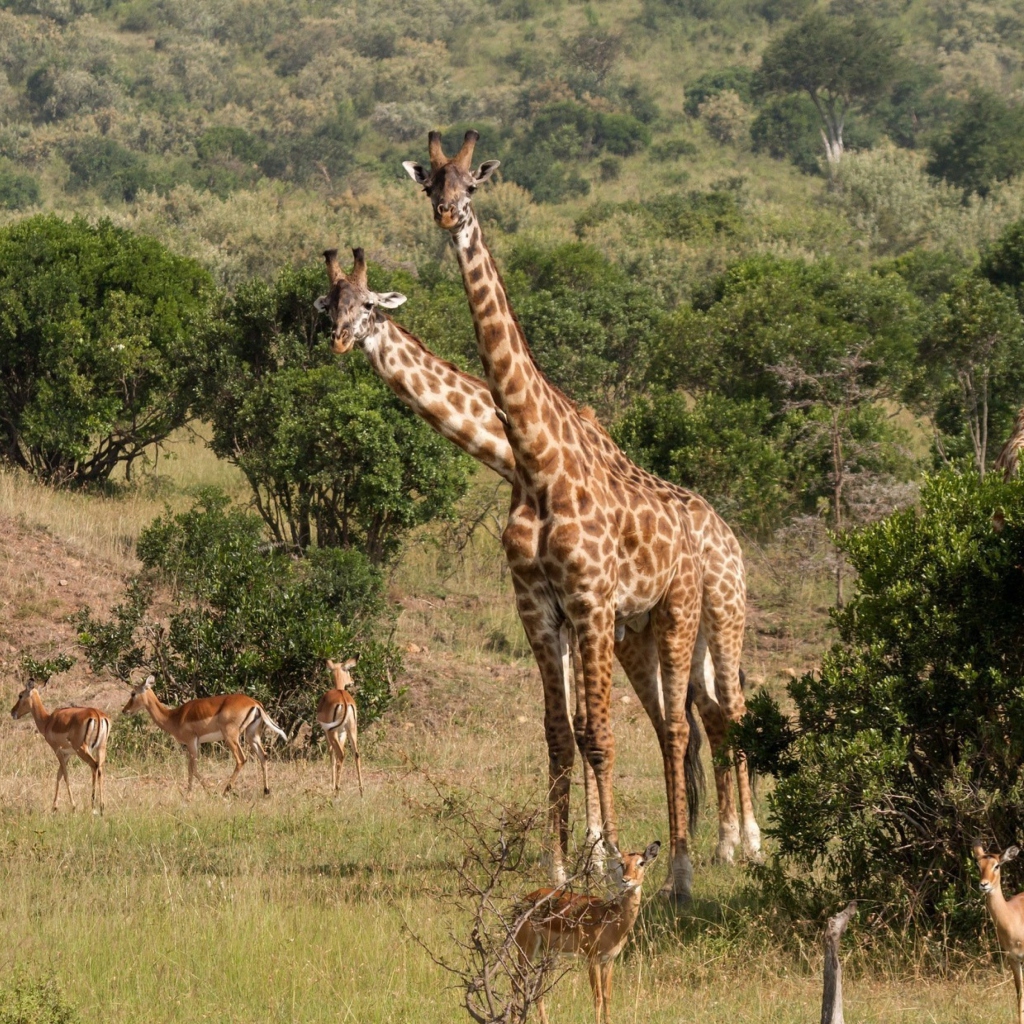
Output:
top-left (758, 12), bottom-right (900, 179)
top-left (199, 262), bottom-right (472, 563)
top-left (735, 471), bottom-right (1024, 938)
top-left (927, 91), bottom-right (1024, 196)
top-left (76, 490), bottom-right (398, 731)
top-left (0, 215), bottom-right (215, 484)
top-left (910, 276), bottom-right (1024, 478)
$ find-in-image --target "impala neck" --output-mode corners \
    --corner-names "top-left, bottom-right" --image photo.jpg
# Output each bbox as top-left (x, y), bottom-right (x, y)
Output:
top-left (27, 689), bottom-right (51, 733)
top-left (450, 209), bottom-right (572, 479)
top-left (140, 689), bottom-right (174, 730)
top-left (362, 317), bottom-right (514, 483)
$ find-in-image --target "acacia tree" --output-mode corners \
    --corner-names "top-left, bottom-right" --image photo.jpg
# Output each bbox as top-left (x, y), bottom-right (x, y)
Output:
top-left (0, 215), bottom-right (214, 484)
top-left (758, 12), bottom-right (900, 180)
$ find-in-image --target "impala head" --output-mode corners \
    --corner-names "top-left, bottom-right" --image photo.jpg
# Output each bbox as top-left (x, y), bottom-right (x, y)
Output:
top-left (122, 674), bottom-right (156, 714)
top-left (974, 839), bottom-right (1019, 895)
top-left (10, 679), bottom-right (41, 719)
top-left (606, 841), bottom-right (661, 892)
top-left (314, 248), bottom-right (406, 355)
top-left (326, 656), bottom-right (359, 690)
top-left (402, 130), bottom-right (500, 231)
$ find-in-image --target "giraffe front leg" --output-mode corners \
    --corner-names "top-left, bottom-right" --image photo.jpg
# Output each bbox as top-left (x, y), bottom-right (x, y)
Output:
top-left (569, 624), bottom-right (604, 874)
top-left (516, 582), bottom-right (576, 885)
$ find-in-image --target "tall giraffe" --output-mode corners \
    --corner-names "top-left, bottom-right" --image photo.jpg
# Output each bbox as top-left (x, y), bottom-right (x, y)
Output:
top-left (404, 131), bottom-right (757, 897)
top-left (315, 246), bottom-right (760, 873)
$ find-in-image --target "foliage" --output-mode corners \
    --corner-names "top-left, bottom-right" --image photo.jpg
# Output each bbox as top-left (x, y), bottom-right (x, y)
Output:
top-left (684, 66), bottom-right (756, 117)
top-left (750, 94), bottom-right (823, 175)
top-left (0, 160), bottom-right (40, 209)
top-left (908, 275), bottom-right (1024, 476)
top-left (699, 90), bottom-right (752, 145)
top-left (0, 215), bottom-right (215, 485)
top-left (65, 138), bottom-right (156, 203)
top-left (20, 652), bottom-right (75, 684)
top-left (0, 975), bottom-right (79, 1024)
top-left (741, 471), bottom-right (1024, 936)
top-left (76, 489), bottom-right (398, 730)
top-left (199, 261), bottom-right (471, 562)
top-left (757, 12), bottom-right (901, 173)
top-left (927, 91), bottom-right (1024, 197)
top-left (503, 241), bottom-right (665, 416)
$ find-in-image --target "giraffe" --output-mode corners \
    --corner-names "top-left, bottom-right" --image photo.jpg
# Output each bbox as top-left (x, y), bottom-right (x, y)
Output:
top-left (315, 246), bottom-right (760, 876)
top-left (404, 130), bottom-right (758, 897)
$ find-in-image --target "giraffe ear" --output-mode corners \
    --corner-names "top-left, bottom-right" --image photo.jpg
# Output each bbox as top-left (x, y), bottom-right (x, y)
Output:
top-left (314, 294), bottom-right (330, 312)
top-left (473, 160), bottom-right (500, 184)
top-left (403, 161), bottom-right (429, 185)
top-left (373, 291), bottom-right (407, 310)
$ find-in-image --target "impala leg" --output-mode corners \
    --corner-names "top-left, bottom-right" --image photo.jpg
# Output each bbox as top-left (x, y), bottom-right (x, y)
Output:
top-left (51, 753), bottom-right (66, 812)
top-left (75, 744), bottom-right (101, 813)
top-left (250, 732), bottom-right (270, 796)
top-left (589, 960), bottom-right (604, 1024)
top-left (327, 732), bottom-right (340, 792)
top-left (1013, 958), bottom-right (1024, 1024)
top-left (348, 715), bottom-right (364, 797)
top-left (59, 752), bottom-right (76, 811)
top-left (223, 733), bottom-right (246, 795)
top-left (184, 739), bottom-right (203, 795)
top-left (601, 962), bottom-right (614, 1024)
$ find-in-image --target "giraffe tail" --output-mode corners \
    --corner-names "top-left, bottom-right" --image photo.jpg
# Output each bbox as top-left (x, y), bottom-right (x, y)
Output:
top-left (684, 682), bottom-right (706, 834)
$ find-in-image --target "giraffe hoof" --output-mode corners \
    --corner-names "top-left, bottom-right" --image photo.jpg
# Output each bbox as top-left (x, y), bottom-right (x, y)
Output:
top-left (658, 886), bottom-right (693, 907)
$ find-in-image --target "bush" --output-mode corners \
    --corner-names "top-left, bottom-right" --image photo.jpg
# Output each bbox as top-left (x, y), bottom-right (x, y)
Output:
top-left (738, 471), bottom-right (1024, 936)
top-left (77, 490), bottom-right (399, 730)
top-left (65, 138), bottom-right (155, 202)
top-left (0, 975), bottom-right (79, 1024)
top-left (684, 66), bottom-right (756, 117)
top-left (927, 91), bottom-right (1024, 196)
top-left (750, 94), bottom-right (822, 174)
top-left (0, 215), bottom-right (215, 484)
top-left (0, 160), bottom-right (39, 208)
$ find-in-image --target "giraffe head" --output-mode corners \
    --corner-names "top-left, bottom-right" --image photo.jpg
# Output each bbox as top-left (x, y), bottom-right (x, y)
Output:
top-left (402, 129), bottom-right (500, 231)
top-left (314, 248), bottom-right (407, 354)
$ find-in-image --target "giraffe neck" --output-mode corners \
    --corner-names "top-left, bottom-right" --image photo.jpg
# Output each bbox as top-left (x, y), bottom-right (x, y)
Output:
top-left (452, 210), bottom-right (572, 475)
top-left (362, 317), bottom-right (515, 484)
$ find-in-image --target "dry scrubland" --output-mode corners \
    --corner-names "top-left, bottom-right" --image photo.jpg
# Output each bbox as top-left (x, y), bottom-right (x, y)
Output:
top-left (0, 436), bottom-right (1014, 1023)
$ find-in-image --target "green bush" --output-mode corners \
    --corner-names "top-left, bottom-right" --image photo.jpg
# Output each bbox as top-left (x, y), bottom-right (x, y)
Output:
top-left (738, 471), bottom-right (1024, 936)
top-left (750, 94), bottom-right (822, 174)
top-left (0, 161), bottom-right (40, 209)
top-left (927, 91), bottom-right (1024, 196)
top-left (0, 215), bottom-right (215, 484)
top-left (0, 975), bottom-right (79, 1024)
top-left (77, 490), bottom-right (399, 730)
top-left (65, 138), bottom-right (155, 202)
top-left (684, 66), bottom-right (756, 117)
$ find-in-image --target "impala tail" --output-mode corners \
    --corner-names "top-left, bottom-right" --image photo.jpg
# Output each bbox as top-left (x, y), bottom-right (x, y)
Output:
top-left (84, 714), bottom-right (110, 757)
top-left (258, 707), bottom-right (287, 743)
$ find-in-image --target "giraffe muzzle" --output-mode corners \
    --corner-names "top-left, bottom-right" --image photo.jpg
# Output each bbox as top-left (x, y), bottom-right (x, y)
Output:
top-left (332, 330), bottom-right (356, 354)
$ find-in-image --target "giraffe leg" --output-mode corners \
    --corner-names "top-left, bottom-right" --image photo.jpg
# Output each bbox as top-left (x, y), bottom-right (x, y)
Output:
top-left (572, 600), bottom-right (620, 854)
top-left (651, 575), bottom-right (702, 900)
top-left (515, 581), bottom-right (576, 885)
top-left (568, 624), bottom-right (603, 872)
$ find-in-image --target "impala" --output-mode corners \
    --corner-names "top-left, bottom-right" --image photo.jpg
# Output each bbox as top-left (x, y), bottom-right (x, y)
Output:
top-left (975, 840), bottom-right (1024, 1024)
top-left (516, 841), bottom-right (660, 1024)
top-left (11, 680), bottom-right (110, 813)
top-left (317, 657), bottom-right (363, 796)
top-left (122, 676), bottom-right (287, 796)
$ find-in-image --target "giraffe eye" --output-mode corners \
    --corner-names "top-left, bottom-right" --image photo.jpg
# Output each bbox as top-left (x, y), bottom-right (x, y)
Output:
top-left (364, 302), bottom-right (374, 310)
top-left (468, 184), bottom-right (477, 193)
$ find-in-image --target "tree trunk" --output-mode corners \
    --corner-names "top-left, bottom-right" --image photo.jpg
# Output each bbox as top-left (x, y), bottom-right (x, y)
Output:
top-left (821, 901), bottom-right (857, 1024)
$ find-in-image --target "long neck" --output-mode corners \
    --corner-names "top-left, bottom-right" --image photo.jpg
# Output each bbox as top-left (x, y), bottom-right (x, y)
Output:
top-left (451, 210), bottom-right (571, 473)
top-left (363, 318), bottom-right (514, 484)
top-left (141, 690), bottom-right (174, 731)
top-left (28, 690), bottom-right (51, 734)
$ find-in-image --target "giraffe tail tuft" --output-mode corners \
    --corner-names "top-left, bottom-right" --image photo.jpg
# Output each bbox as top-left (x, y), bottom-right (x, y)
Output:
top-left (684, 683), bottom-right (706, 834)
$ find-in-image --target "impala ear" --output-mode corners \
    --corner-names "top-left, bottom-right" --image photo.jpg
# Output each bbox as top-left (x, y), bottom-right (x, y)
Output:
top-left (342, 656), bottom-right (359, 670)
top-left (1002, 846), bottom-right (1021, 864)
top-left (642, 841), bottom-right (661, 864)
top-left (973, 839), bottom-right (987, 859)
top-left (403, 161), bottom-right (429, 185)
top-left (144, 675), bottom-right (155, 689)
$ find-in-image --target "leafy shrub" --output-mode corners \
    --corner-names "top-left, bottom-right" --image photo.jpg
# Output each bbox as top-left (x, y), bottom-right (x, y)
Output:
top-left (684, 66), bottom-right (756, 117)
top-left (699, 90), bottom-right (752, 144)
top-left (260, 103), bottom-right (361, 184)
top-left (199, 262), bottom-right (472, 562)
top-left (0, 160), bottom-right (39, 208)
top-left (927, 91), bottom-right (1024, 196)
top-left (738, 471), bottom-right (1024, 936)
top-left (0, 215), bottom-right (215, 484)
top-left (65, 138), bottom-right (155, 202)
top-left (0, 975), bottom-right (79, 1024)
top-left (77, 490), bottom-right (399, 730)
top-left (750, 94), bottom-right (822, 174)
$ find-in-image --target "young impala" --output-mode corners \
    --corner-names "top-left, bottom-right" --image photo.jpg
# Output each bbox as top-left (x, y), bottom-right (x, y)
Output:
top-left (11, 680), bottom-right (110, 813)
top-left (516, 841), bottom-right (660, 1024)
top-left (316, 657), bottom-right (363, 796)
top-left (122, 676), bottom-right (287, 796)
top-left (975, 840), bottom-right (1024, 1024)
